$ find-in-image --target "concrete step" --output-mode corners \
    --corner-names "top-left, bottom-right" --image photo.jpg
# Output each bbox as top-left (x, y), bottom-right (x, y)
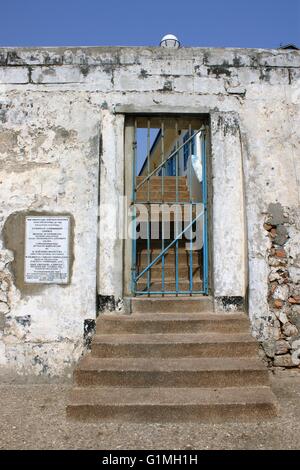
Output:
top-left (136, 197), bottom-right (191, 203)
top-left (68, 296), bottom-right (278, 422)
top-left (138, 255), bottom-right (201, 270)
top-left (137, 245), bottom-right (201, 252)
top-left (136, 192), bottom-right (190, 203)
top-left (137, 265), bottom-right (201, 278)
top-left (137, 206), bottom-right (199, 222)
top-left (74, 355), bottom-right (269, 388)
top-left (130, 296), bottom-right (213, 313)
top-left (67, 386), bottom-right (279, 422)
top-left (137, 245), bottom-right (200, 253)
top-left (137, 251), bottom-right (200, 259)
top-left (136, 181), bottom-right (187, 188)
top-left (136, 280), bottom-right (203, 292)
top-left (96, 312), bottom-right (250, 334)
top-left (136, 188), bottom-right (189, 195)
top-left (137, 238), bottom-right (198, 246)
top-left (136, 176), bottom-right (187, 185)
top-left (136, 188), bottom-right (190, 194)
top-left (91, 332), bottom-right (258, 358)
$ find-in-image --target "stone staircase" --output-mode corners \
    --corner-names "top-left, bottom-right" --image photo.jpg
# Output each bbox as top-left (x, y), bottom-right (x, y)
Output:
top-left (135, 175), bottom-right (202, 293)
top-left (67, 298), bottom-right (278, 422)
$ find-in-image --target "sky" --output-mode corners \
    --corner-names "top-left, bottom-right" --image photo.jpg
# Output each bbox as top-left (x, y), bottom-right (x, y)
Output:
top-left (1, 0), bottom-right (299, 173)
top-left (0, 0), bottom-right (299, 49)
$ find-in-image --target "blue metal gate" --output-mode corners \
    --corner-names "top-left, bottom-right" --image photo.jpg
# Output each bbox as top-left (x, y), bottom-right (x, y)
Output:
top-left (131, 118), bottom-right (208, 296)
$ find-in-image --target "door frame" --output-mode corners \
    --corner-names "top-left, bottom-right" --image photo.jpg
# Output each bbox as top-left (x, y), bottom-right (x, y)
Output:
top-left (123, 114), bottom-right (210, 297)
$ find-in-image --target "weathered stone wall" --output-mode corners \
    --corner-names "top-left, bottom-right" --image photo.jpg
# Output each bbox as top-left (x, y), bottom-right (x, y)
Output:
top-left (0, 83), bottom-right (100, 375)
top-left (262, 204), bottom-right (300, 367)
top-left (0, 46), bottom-right (299, 374)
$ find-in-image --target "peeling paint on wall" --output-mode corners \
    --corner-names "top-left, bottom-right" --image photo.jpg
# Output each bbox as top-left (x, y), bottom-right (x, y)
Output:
top-left (0, 45), bottom-right (299, 374)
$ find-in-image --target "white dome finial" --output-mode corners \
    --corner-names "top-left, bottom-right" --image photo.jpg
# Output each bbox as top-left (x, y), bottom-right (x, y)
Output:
top-left (160, 34), bottom-right (180, 49)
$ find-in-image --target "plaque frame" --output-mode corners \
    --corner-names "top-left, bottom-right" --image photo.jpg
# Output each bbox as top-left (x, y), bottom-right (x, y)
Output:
top-left (24, 215), bottom-right (71, 285)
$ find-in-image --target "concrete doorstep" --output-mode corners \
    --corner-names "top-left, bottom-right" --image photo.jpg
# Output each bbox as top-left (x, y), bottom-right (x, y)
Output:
top-left (67, 304), bottom-right (279, 423)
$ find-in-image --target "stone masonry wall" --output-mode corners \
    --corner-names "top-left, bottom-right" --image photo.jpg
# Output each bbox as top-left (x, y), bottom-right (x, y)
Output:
top-left (262, 204), bottom-right (300, 367)
top-left (0, 46), bottom-right (299, 375)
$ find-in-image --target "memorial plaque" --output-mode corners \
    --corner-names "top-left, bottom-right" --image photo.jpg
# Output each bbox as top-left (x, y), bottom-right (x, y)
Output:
top-left (25, 216), bottom-right (70, 284)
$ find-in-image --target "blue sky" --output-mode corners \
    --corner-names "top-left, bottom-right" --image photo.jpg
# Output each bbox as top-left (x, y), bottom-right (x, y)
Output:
top-left (0, 0), bottom-right (299, 49)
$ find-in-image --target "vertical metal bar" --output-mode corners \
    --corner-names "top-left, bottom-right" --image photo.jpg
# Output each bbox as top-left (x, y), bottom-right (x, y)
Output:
top-left (188, 123), bottom-right (193, 295)
top-left (161, 120), bottom-right (165, 294)
top-left (175, 120), bottom-right (179, 295)
top-left (147, 119), bottom-right (150, 203)
top-left (147, 119), bottom-right (151, 294)
top-left (175, 120), bottom-right (179, 205)
top-left (202, 129), bottom-right (208, 294)
top-left (131, 119), bottom-right (137, 295)
top-left (188, 123), bottom-right (192, 203)
top-left (189, 203), bottom-right (193, 294)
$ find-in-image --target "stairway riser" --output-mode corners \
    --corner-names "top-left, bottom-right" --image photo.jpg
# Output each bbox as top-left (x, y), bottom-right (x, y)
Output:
top-left (96, 320), bottom-right (250, 335)
top-left (137, 186), bottom-right (188, 191)
top-left (136, 278), bottom-right (202, 284)
top-left (75, 370), bottom-right (269, 388)
top-left (137, 189), bottom-right (190, 195)
top-left (136, 269), bottom-right (201, 279)
top-left (138, 245), bottom-right (200, 251)
top-left (131, 299), bottom-right (213, 313)
top-left (138, 249), bottom-right (200, 256)
top-left (67, 403), bottom-right (278, 422)
top-left (138, 216), bottom-right (198, 222)
top-left (137, 196), bottom-right (190, 202)
top-left (136, 283), bottom-right (203, 291)
top-left (137, 239), bottom-right (199, 247)
top-left (137, 269), bottom-right (201, 278)
top-left (136, 177), bottom-right (187, 181)
top-left (91, 343), bottom-right (258, 358)
top-left (136, 178), bottom-right (187, 184)
top-left (137, 197), bottom-right (191, 203)
top-left (138, 256), bottom-right (201, 266)
top-left (136, 186), bottom-right (187, 192)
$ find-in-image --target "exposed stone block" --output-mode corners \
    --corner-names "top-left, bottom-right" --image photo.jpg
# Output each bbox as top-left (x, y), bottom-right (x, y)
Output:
top-left (275, 309), bottom-right (289, 325)
top-left (282, 322), bottom-right (298, 337)
top-left (275, 340), bottom-right (290, 355)
top-left (31, 65), bottom-right (112, 89)
top-left (203, 49), bottom-right (253, 67)
top-left (262, 339), bottom-right (276, 358)
top-left (274, 299), bottom-right (284, 309)
top-left (256, 50), bottom-right (300, 68)
top-left (141, 58), bottom-right (194, 76)
top-left (272, 284), bottom-right (289, 301)
top-left (0, 301), bottom-right (9, 314)
top-left (267, 203), bottom-right (289, 225)
top-left (0, 51), bottom-right (6, 65)
top-left (274, 226), bottom-right (289, 246)
top-left (288, 307), bottom-right (300, 330)
top-left (7, 50), bottom-right (63, 65)
top-left (0, 67), bottom-right (29, 84)
top-left (273, 354), bottom-right (293, 367)
top-left (194, 77), bottom-right (225, 94)
top-left (0, 291), bottom-right (7, 303)
top-left (83, 319), bottom-right (96, 348)
top-left (226, 86), bottom-right (246, 95)
top-left (113, 72), bottom-right (174, 92)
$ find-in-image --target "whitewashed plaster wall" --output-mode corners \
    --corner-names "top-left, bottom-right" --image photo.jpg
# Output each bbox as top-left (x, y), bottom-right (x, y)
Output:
top-left (0, 46), bottom-right (299, 374)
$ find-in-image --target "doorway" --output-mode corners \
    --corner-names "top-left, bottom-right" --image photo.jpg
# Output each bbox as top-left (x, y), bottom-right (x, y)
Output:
top-left (125, 115), bottom-right (209, 296)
